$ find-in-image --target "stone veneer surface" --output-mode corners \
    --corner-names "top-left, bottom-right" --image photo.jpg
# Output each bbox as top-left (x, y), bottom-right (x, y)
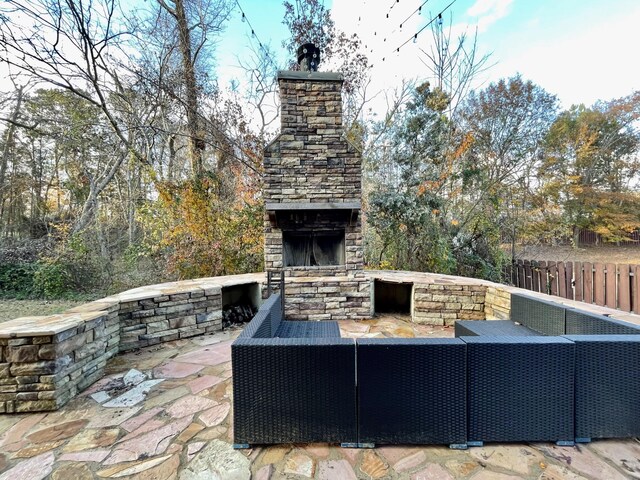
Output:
top-left (412, 283), bottom-right (486, 326)
top-left (263, 72), bottom-right (361, 204)
top-left (484, 286), bottom-right (512, 320)
top-left (0, 309), bottom-right (119, 413)
top-left (0, 274), bottom-right (262, 413)
top-left (118, 287), bottom-right (222, 352)
top-left (3, 270), bottom-right (640, 412)
top-left (284, 276), bottom-right (371, 320)
top-left (263, 70), bottom-right (369, 316)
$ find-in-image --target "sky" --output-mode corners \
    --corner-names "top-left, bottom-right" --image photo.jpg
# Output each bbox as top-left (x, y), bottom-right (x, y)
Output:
top-left (217, 0), bottom-right (640, 110)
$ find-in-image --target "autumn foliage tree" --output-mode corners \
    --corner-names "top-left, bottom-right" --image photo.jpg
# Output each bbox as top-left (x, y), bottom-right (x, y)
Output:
top-left (534, 92), bottom-right (640, 244)
top-left (457, 75), bottom-right (559, 260)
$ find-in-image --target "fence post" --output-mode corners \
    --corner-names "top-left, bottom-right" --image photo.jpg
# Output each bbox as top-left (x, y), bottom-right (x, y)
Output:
top-left (531, 261), bottom-right (540, 292)
top-left (565, 261), bottom-right (574, 300)
top-left (517, 259), bottom-right (525, 288)
top-left (574, 261), bottom-right (583, 302)
top-left (524, 260), bottom-right (532, 290)
top-left (583, 262), bottom-right (593, 305)
top-left (594, 263), bottom-right (605, 306)
top-left (548, 261), bottom-right (557, 296)
top-left (634, 266), bottom-right (640, 315)
top-left (618, 264), bottom-right (631, 312)
top-left (558, 262), bottom-right (567, 298)
top-left (606, 263), bottom-right (617, 309)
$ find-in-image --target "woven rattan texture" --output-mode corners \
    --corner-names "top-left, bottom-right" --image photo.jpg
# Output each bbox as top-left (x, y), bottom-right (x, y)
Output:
top-left (357, 338), bottom-right (467, 445)
top-left (238, 309), bottom-right (270, 339)
top-left (238, 294), bottom-right (281, 339)
top-left (565, 310), bottom-right (640, 335)
top-left (275, 320), bottom-right (341, 338)
top-left (232, 338), bottom-right (357, 444)
top-left (511, 294), bottom-right (566, 335)
top-left (455, 320), bottom-right (538, 337)
top-left (463, 336), bottom-right (575, 443)
top-left (566, 335), bottom-right (640, 439)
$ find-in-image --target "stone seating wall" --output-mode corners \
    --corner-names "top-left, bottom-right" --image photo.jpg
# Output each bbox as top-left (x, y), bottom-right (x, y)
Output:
top-left (0, 309), bottom-right (120, 413)
top-left (0, 274), bottom-right (263, 414)
top-left (412, 283), bottom-right (486, 325)
top-left (2, 270), bottom-right (638, 414)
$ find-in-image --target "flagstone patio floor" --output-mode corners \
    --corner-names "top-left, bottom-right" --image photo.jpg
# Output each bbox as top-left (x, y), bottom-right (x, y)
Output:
top-left (0, 315), bottom-right (639, 479)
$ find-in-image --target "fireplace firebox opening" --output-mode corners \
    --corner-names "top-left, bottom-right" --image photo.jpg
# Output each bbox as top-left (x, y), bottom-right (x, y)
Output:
top-left (283, 230), bottom-right (345, 267)
top-left (374, 280), bottom-right (412, 314)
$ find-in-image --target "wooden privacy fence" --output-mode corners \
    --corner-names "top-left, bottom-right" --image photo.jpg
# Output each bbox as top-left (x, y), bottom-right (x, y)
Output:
top-left (508, 260), bottom-right (640, 314)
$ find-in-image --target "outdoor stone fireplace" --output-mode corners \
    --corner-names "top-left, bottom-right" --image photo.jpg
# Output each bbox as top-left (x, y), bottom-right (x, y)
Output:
top-left (263, 45), bottom-right (371, 320)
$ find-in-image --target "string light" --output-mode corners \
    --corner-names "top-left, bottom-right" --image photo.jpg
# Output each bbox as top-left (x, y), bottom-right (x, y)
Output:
top-left (234, 0), bottom-right (279, 70)
top-left (392, 0), bottom-right (457, 54)
top-left (380, 0), bottom-right (458, 61)
top-left (386, 0), bottom-right (399, 17)
top-left (398, 0), bottom-right (432, 31)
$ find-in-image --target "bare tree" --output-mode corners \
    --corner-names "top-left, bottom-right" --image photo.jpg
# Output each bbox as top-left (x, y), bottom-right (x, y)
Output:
top-left (0, 84), bottom-right (24, 229)
top-left (237, 42), bottom-right (280, 142)
top-left (419, 14), bottom-right (493, 118)
top-left (155, 0), bottom-right (232, 177)
top-left (0, 0), bottom-right (149, 232)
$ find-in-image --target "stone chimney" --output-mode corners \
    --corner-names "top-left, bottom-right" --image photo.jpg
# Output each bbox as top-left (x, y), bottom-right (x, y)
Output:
top-left (262, 45), bottom-right (371, 320)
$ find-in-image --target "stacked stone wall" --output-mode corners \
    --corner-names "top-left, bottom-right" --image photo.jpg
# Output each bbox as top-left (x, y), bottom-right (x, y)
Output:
top-left (0, 309), bottom-right (119, 413)
top-left (264, 76), bottom-right (361, 204)
top-left (284, 278), bottom-right (371, 320)
top-left (0, 276), bottom-right (266, 413)
top-left (118, 287), bottom-right (222, 352)
top-left (484, 286), bottom-right (512, 320)
top-left (412, 283), bottom-right (487, 325)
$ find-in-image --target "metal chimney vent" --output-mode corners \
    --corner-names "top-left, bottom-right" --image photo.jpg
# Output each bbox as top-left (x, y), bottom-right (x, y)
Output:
top-left (297, 43), bottom-right (321, 71)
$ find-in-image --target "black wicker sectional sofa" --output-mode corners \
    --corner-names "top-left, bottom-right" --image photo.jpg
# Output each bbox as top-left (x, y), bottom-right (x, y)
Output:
top-left (232, 292), bottom-right (640, 448)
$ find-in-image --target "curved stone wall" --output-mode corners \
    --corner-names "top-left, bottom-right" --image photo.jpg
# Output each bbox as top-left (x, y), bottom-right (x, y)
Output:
top-left (1, 270), bottom-right (639, 413)
top-left (0, 273), bottom-right (263, 413)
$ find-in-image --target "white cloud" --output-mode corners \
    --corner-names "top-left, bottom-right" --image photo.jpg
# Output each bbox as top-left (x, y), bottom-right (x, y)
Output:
top-left (467, 0), bottom-right (513, 32)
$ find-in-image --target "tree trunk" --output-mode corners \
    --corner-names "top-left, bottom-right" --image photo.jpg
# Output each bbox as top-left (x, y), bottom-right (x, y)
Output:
top-left (173, 0), bottom-right (204, 177)
top-left (0, 86), bottom-right (24, 234)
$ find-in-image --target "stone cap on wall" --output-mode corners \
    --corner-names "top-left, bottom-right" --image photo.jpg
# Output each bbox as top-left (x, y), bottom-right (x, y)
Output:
top-left (0, 311), bottom-right (107, 338)
top-left (0, 273), bottom-right (265, 339)
top-left (277, 71), bottom-right (343, 82)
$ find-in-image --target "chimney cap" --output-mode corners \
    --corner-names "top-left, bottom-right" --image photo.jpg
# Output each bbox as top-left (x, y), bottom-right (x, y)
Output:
top-left (297, 43), bottom-right (321, 71)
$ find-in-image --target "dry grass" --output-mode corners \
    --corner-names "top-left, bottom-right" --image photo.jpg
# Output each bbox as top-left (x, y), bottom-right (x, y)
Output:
top-left (513, 245), bottom-right (640, 265)
top-left (0, 299), bottom-right (87, 323)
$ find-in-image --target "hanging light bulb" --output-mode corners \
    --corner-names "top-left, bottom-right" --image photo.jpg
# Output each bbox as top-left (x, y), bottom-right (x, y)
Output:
top-left (241, 12), bottom-right (245, 23)
top-left (438, 13), bottom-right (443, 26)
top-left (418, 6), bottom-right (422, 14)
top-left (413, 34), bottom-right (417, 44)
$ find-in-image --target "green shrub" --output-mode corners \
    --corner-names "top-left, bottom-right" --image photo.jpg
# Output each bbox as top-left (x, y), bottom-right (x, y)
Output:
top-left (0, 263), bottom-right (38, 298)
top-left (33, 260), bottom-right (75, 299)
